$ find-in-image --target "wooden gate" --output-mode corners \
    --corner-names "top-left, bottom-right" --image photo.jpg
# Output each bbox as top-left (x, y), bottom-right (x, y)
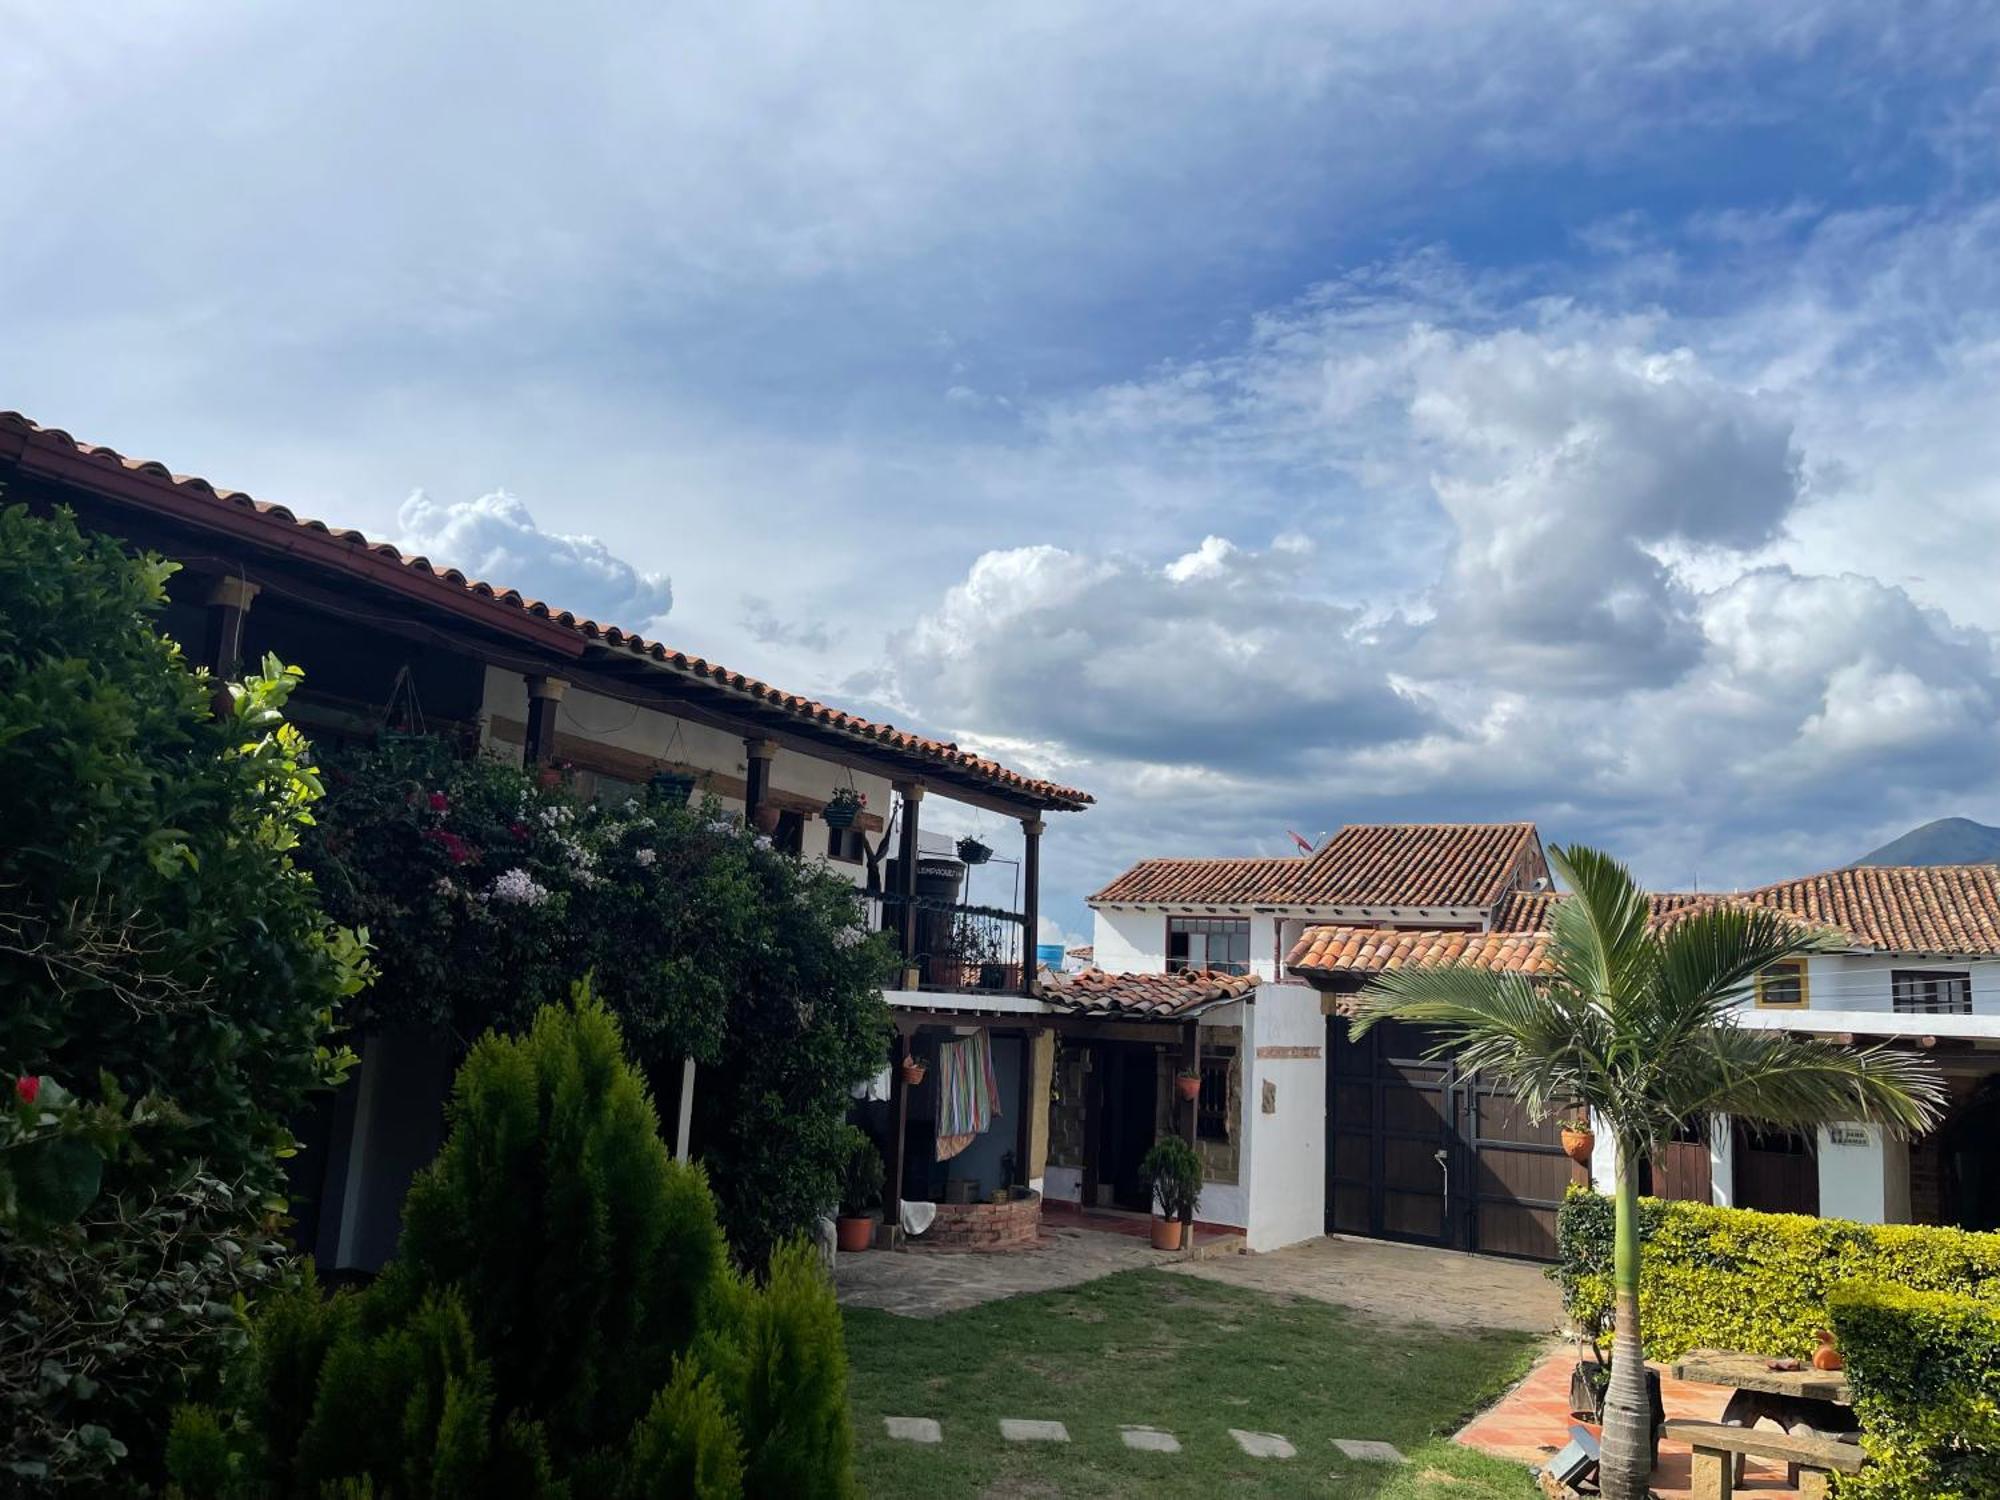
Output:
top-left (1327, 1017), bottom-right (1578, 1261)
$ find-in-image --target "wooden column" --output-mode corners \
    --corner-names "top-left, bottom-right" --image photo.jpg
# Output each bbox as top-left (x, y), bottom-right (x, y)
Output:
top-left (1181, 1021), bottom-right (1201, 1231)
top-left (742, 737), bottom-right (777, 830)
top-left (203, 575), bottom-right (261, 680)
top-left (523, 675), bottom-right (566, 764)
top-left (886, 1029), bottom-right (910, 1245)
top-left (1020, 814), bottom-right (1043, 998)
top-left (894, 782), bottom-right (923, 982)
top-left (1013, 1028), bottom-right (1037, 1190)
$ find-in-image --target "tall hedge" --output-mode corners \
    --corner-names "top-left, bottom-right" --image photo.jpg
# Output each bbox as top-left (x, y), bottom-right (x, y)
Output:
top-left (1829, 1281), bottom-right (2000, 1499)
top-left (1554, 1186), bottom-right (2000, 1360)
top-left (0, 504), bottom-right (367, 1487)
top-left (171, 988), bottom-right (857, 1499)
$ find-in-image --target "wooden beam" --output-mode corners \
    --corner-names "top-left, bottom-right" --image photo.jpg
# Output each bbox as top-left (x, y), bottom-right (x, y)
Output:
top-left (886, 1041), bottom-right (910, 1245)
top-left (1021, 815), bottom-right (1043, 999)
top-left (524, 675), bottom-right (566, 764)
top-left (202, 574), bottom-right (260, 680)
top-left (896, 783), bottom-right (923, 981)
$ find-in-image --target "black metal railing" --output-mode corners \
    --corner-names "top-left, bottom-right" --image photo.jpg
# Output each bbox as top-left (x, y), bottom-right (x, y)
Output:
top-left (879, 893), bottom-right (1028, 993)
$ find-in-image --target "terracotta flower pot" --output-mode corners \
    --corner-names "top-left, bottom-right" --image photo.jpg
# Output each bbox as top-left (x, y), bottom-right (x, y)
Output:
top-left (898, 1057), bottom-right (928, 1087)
top-left (1150, 1215), bottom-right (1185, 1251)
top-left (1812, 1329), bottom-right (1844, 1371)
top-left (1175, 1074), bottom-right (1202, 1102)
top-left (1560, 1126), bottom-right (1596, 1165)
top-left (836, 1215), bottom-right (875, 1253)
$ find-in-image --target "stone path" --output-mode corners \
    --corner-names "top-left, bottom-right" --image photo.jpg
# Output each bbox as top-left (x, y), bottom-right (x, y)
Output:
top-left (882, 1416), bottom-right (1408, 1466)
top-left (1165, 1231), bottom-right (1563, 1333)
top-left (835, 1226), bottom-right (1179, 1317)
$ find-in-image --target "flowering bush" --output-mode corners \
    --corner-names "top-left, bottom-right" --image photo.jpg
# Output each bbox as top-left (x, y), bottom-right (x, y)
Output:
top-left (0, 504), bottom-right (368, 1488)
top-left (300, 738), bottom-right (893, 1264)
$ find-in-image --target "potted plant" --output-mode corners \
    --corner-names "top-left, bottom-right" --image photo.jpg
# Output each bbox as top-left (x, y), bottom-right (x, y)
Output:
top-left (648, 768), bottom-right (697, 806)
top-left (1175, 1067), bottom-right (1203, 1103)
top-left (955, 834), bottom-right (993, 866)
top-left (1559, 1114), bottom-right (1596, 1165)
top-left (1139, 1136), bottom-right (1204, 1251)
top-left (837, 1131), bottom-right (884, 1253)
top-left (823, 786), bottom-right (865, 829)
top-left (898, 1047), bottom-right (927, 1086)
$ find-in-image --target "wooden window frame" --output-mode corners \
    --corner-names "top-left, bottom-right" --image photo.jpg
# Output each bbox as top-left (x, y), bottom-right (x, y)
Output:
top-left (1891, 968), bottom-right (1972, 1016)
top-left (1196, 1050), bottom-right (1233, 1141)
top-left (1754, 957), bottom-right (1809, 1009)
top-left (1166, 915), bottom-right (1252, 976)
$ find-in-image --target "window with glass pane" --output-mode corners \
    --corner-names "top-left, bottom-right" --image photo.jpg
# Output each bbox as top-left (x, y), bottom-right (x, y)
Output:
top-left (1197, 1052), bottom-right (1232, 1140)
top-left (1892, 969), bottom-right (1972, 1015)
top-left (1754, 957), bottom-right (1808, 1008)
top-left (1166, 916), bottom-right (1251, 975)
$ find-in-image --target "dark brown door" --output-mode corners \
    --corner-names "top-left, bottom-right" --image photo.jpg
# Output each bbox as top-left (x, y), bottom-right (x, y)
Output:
top-left (1649, 1122), bottom-right (1713, 1204)
top-left (1465, 1078), bottom-right (1573, 1259)
top-left (1327, 1018), bottom-right (1453, 1246)
top-left (1734, 1124), bottom-right (1819, 1215)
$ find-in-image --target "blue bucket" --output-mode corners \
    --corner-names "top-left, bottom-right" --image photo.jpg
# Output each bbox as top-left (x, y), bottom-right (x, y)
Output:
top-left (1035, 943), bottom-right (1065, 971)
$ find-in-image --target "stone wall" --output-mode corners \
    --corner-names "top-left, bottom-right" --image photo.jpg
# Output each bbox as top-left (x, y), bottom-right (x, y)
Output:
top-left (1153, 1027), bottom-right (1241, 1187)
top-left (1048, 1037), bottom-right (1089, 1169)
top-left (924, 1190), bottom-right (1042, 1250)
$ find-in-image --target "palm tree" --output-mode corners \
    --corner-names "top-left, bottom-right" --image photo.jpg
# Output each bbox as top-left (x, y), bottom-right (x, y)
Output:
top-left (1348, 845), bottom-right (1944, 1500)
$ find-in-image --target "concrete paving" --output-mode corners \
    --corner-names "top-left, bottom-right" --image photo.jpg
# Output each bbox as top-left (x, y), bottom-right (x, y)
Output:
top-left (999, 1419), bottom-right (1070, 1443)
top-left (1332, 1438), bottom-right (1408, 1463)
top-left (834, 1226), bottom-right (1176, 1317)
top-left (883, 1417), bottom-right (942, 1444)
top-left (1119, 1426), bottom-right (1181, 1453)
top-left (1230, 1429), bottom-right (1298, 1459)
top-left (1164, 1232), bottom-right (1564, 1334)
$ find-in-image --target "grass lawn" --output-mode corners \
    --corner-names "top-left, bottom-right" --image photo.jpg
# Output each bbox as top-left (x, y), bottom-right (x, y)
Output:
top-left (845, 1267), bottom-right (1542, 1498)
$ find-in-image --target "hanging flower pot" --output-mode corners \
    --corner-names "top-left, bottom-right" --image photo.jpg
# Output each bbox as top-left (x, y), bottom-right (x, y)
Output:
top-left (648, 769), bottom-right (697, 806)
top-left (1175, 1069), bottom-right (1202, 1103)
top-left (956, 836), bottom-right (993, 866)
top-left (751, 804), bottom-right (783, 835)
top-left (823, 787), bottom-right (865, 829)
top-left (1560, 1119), bottom-right (1596, 1165)
top-left (898, 1055), bottom-right (928, 1087)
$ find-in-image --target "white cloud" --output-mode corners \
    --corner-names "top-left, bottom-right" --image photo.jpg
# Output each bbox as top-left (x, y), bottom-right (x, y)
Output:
top-left (395, 490), bottom-right (673, 629)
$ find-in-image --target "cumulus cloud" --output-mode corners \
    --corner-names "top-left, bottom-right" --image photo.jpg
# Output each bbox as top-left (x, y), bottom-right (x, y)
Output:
top-left (396, 491), bottom-right (673, 629)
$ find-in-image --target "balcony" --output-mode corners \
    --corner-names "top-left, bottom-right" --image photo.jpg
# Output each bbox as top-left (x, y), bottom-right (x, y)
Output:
top-left (879, 891), bottom-right (1029, 995)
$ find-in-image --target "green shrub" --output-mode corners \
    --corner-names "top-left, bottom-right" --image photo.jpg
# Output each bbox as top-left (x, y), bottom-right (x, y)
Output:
top-left (838, 1130), bottom-right (884, 1218)
top-left (1829, 1281), bottom-right (2000, 1499)
top-left (1554, 1185), bottom-right (2000, 1360)
top-left (1141, 1136), bottom-right (1205, 1221)
top-left (0, 503), bottom-right (368, 1487)
top-left (626, 1361), bottom-right (745, 1500)
top-left (164, 1405), bottom-right (233, 1499)
top-left (197, 987), bottom-right (856, 1497)
top-left (702, 1241), bottom-right (857, 1500)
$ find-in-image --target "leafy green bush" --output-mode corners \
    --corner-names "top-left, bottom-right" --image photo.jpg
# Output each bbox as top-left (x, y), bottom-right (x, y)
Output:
top-left (0, 503), bottom-right (367, 1487)
top-left (1829, 1281), bottom-right (2000, 1499)
top-left (1554, 1185), bottom-right (2000, 1360)
top-left (300, 739), bottom-right (891, 1267)
top-left (838, 1130), bottom-right (884, 1218)
top-left (173, 987), bottom-right (856, 1498)
top-left (1141, 1136), bottom-right (1205, 1221)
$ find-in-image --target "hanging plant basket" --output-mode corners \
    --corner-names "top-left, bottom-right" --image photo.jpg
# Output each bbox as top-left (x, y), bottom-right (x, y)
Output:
top-left (1560, 1123), bottom-right (1596, 1165)
top-left (956, 836), bottom-right (993, 866)
top-left (823, 788), bottom-right (865, 829)
top-left (648, 769), bottom-right (698, 807)
top-left (898, 1055), bottom-right (928, 1086)
top-left (1175, 1070), bottom-right (1202, 1102)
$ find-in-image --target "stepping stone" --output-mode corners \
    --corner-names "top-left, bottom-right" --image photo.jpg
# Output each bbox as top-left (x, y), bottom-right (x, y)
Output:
top-left (1230, 1428), bottom-right (1296, 1459)
top-left (884, 1417), bottom-right (941, 1444)
top-left (1000, 1419), bottom-right (1070, 1443)
top-left (1332, 1439), bottom-right (1407, 1464)
top-left (1120, 1426), bottom-right (1181, 1453)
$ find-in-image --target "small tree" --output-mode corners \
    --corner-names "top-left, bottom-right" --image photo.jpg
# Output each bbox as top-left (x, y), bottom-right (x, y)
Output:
top-left (0, 504), bottom-right (366, 1487)
top-left (1349, 845), bottom-right (1944, 1500)
top-left (1140, 1136), bottom-right (1204, 1223)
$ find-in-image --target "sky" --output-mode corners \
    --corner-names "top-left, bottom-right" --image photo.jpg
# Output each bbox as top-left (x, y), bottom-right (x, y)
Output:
top-left (9, 1), bottom-right (2000, 941)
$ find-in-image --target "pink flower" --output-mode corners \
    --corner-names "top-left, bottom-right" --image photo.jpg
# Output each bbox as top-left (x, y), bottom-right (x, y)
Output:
top-left (428, 791), bottom-right (449, 812)
top-left (15, 1075), bottom-right (40, 1106)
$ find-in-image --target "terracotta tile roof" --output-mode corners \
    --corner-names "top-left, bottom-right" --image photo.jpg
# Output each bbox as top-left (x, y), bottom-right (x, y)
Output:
top-left (1741, 865), bottom-right (2000, 956)
top-left (1090, 823), bottom-right (1543, 910)
top-left (1287, 926), bottom-right (1556, 979)
top-left (0, 412), bottom-right (1090, 811)
top-left (1041, 967), bottom-right (1259, 1019)
top-left (1486, 888), bottom-right (1716, 932)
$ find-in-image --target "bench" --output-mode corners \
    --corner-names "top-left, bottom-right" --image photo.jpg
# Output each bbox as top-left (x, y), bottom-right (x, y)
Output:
top-left (1661, 1418), bottom-right (1865, 1500)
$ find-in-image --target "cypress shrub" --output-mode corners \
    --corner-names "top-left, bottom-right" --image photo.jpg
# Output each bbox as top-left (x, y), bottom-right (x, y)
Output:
top-left (1830, 1281), bottom-right (2000, 1499)
top-left (626, 1361), bottom-right (746, 1500)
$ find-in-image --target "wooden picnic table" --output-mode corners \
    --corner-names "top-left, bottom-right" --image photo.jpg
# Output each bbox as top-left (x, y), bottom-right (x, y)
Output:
top-left (1669, 1348), bottom-right (1858, 1439)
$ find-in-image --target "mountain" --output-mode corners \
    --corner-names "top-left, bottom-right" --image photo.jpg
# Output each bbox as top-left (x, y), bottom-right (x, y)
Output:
top-left (1854, 817), bottom-right (2000, 867)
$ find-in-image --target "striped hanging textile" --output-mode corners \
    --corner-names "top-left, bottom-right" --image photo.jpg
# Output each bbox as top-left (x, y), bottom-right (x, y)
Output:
top-left (934, 1030), bottom-right (1004, 1163)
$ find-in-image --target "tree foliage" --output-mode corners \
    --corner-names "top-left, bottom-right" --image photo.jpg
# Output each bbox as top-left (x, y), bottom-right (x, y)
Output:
top-left (0, 504), bottom-right (367, 1488)
top-left (298, 739), bottom-right (892, 1265)
top-left (172, 988), bottom-right (857, 1499)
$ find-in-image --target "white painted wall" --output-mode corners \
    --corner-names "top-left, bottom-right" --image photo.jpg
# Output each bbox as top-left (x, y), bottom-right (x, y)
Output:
top-left (1092, 908), bottom-right (1166, 973)
top-left (1241, 983), bottom-right (1326, 1251)
top-left (1817, 1123), bottom-right (1912, 1224)
top-left (1188, 1000), bottom-right (1252, 1229)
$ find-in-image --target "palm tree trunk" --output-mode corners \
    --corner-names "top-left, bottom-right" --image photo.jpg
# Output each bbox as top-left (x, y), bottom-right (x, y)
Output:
top-left (1598, 1143), bottom-right (1653, 1500)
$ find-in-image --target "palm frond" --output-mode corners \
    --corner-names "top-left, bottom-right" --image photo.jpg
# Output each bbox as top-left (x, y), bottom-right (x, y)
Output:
top-left (1666, 1025), bottom-right (1946, 1137)
top-left (1642, 907), bottom-right (1847, 1067)
top-left (1546, 844), bottom-right (1655, 1011)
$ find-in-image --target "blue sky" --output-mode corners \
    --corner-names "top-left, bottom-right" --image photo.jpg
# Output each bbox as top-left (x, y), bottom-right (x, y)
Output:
top-left (9, 2), bottom-right (2000, 938)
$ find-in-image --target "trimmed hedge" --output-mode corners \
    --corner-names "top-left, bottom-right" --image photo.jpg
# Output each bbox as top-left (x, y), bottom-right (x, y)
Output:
top-left (1829, 1281), bottom-right (2000, 1499)
top-left (1554, 1187), bottom-right (2000, 1360)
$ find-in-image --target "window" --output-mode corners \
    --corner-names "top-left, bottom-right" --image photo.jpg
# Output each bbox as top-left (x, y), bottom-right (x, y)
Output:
top-left (1197, 1051), bottom-right (1233, 1140)
top-left (826, 826), bottom-right (867, 864)
top-left (1754, 957), bottom-right (1809, 1008)
top-left (1167, 916), bottom-right (1251, 975)
top-left (1893, 969), bottom-right (1972, 1016)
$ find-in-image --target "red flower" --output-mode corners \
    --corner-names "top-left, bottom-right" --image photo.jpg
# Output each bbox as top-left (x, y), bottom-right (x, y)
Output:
top-left (510, 821), bottom-right (530, 843)
top-left (15, 1075), bottom-right (40, 1106)
top-left (428, 791), bottom-right (449, 812)
top-left (423, 828), bottom-right (476, 866)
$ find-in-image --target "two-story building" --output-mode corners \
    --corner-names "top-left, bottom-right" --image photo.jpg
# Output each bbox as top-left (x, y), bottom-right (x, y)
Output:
top-left (1288, 863), bottom-right (2000, 1243)
top-left (0, 410), bottom-right (1093, 1268)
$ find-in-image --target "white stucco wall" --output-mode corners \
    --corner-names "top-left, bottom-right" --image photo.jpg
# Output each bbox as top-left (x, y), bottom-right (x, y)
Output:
top-left (1092, 908), bottom-right (1166, 973)
top-left (1188, 1000), bottom-right (1252, 1229)
top-left (1817, 1123), bottom-right (1911, 1224)
top-left (1240, 983), bottom-right (1326, 1251)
